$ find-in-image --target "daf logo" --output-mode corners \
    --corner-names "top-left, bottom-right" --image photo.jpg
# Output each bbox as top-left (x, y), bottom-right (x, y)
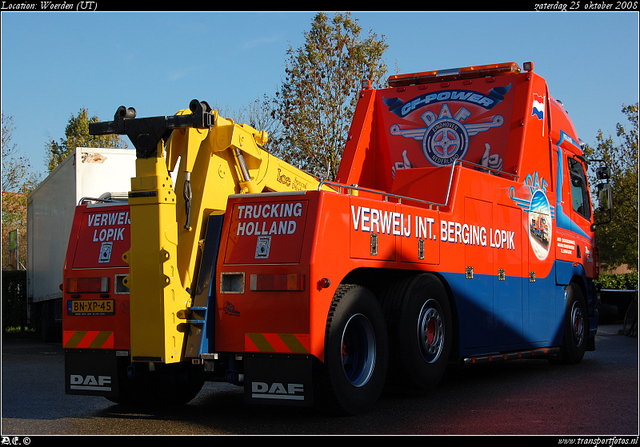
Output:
top-left (69, 374), bottom-right (112, 391)
top-left (389, 102), bottom-right (505, 167)
top-left (251, 381), bottom-right (304, 401)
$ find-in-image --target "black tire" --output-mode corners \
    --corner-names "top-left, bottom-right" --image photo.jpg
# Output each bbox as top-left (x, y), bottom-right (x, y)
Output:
top-left (314, 284), bottom-right (389, 415)
top-left (41, 300), bottom-right (62, 343)
top-left (103, 355), bottom-right (137, 405)
top-left (123, 361), bottom-right (204, 407)
top-left (560, 283), bottom-right (588, 364)
top-left (623, 298), bottom-right (637, 338)
top-left (383, 273), bottom-right (452, 391)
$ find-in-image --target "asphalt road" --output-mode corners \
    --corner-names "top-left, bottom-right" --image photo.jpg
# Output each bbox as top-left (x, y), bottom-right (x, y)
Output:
top-left (1, 323), bottom-right (637, 437)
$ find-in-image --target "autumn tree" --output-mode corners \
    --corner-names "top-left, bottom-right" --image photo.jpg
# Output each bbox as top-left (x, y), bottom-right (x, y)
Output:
top-left (2, 112), bottom-right (40, 269)
top-left (214, 94), bottom-right (283, 155)
top-left (273, 12), bottom-right (387, 180)
top-left (585, 103), bottom-right (638, 270)
top-left (45, 107), bottom-right (128, 172)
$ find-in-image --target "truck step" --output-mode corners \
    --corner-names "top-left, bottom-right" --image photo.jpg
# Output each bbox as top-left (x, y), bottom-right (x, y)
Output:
top-left (186, 306), bottom-right (207, 324)
top-left (462, 347), bottom-right (560, 365)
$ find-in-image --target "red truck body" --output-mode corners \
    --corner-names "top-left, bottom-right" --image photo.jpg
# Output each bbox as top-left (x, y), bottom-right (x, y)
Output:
top-left (63, 202), bottom-right (131, 396)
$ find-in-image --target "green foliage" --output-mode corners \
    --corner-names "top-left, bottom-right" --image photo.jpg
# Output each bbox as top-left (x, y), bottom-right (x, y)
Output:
top-left (45, 108), bottom-right (128, 172)
top-left (585, 103), bottom-right (638, 270)
top-left (273, 12), bottom-right (388, 180)
top-left (594, 272), bottom-right (638, 290)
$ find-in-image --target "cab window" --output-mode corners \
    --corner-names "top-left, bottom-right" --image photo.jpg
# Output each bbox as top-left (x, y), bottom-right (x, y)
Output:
top-left (568, 157), bottom-right (591, 219)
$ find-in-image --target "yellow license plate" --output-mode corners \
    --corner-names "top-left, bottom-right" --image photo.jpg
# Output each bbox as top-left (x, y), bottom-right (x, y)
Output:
top-left (68, 299), bottom-right (115, 315)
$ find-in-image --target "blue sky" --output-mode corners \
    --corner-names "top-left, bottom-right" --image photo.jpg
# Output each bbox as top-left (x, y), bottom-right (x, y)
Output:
top-left (1, 11), bottom-right (638, 180)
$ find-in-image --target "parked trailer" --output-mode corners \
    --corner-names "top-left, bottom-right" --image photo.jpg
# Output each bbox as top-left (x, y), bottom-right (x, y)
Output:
top-left (27, 148), bottom-right (135, 341)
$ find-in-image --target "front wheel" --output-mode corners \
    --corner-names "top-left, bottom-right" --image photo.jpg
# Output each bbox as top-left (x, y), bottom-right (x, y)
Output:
top-left (559, 283), bottom-right (588, 364)
top-left (623, 298), bottom-right (637, 337)
top-left (314, 284), bottom-right (388, 415)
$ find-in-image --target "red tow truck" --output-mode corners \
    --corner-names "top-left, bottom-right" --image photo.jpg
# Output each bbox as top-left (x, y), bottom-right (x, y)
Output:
top-left (63, 61), bottom-right (611, 414)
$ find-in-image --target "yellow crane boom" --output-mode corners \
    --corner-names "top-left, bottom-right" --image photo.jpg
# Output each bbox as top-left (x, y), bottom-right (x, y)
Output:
top-left (91, 100), bottom-right (326, 363)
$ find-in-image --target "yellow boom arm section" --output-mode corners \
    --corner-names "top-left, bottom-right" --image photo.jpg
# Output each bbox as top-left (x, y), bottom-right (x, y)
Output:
top-left (91, 100), bottom-right (327, 364)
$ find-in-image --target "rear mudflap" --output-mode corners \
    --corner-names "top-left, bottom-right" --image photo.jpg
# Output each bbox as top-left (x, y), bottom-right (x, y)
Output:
top-left (65, 349), bottom-right (122, 397)
top-left (244, 354), bottom-right (313, 407)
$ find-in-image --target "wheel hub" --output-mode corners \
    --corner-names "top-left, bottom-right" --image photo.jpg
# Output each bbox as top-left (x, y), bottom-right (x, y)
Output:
top-left (341, 313), bottom-right (376, 387)
top-left (571, 301), bottom-right (584, 347)
top-left (418, 300), bottom-right (445, 363)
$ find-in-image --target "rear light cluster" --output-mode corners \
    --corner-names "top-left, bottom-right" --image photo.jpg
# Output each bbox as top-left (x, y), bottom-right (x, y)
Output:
top-left (220, 272), bottom-right (306, 294)
top-left (65, 277), bottom-right (109, 294)
top-left (250, 273), bottom-right (305, 292)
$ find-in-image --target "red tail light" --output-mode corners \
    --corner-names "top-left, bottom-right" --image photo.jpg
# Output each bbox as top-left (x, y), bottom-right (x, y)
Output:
top-left (65, 277), bottom-right (109, 293)
top-left (250, 273), bottom-right (305, 292)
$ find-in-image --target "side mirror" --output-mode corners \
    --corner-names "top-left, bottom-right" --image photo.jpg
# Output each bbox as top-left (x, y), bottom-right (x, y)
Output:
top-left (596, 165), bottom-right (610, 180)
top-left (592, 183), bottom-right (613, 229)
top-left (597, 183), bottom-right (613, 212)
top-left (588, 158), bottom-right (613, 229)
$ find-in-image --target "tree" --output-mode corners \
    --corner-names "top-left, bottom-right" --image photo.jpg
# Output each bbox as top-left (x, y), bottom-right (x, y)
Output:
top-left (2, 113), bottom-right (40, 194)
top-left (214, 94), bottom-right (283, 155)
top-left (585, 103), bottom-right (638, 270)
top-left (273, 12), bottom-right (387, 180)
top-left (2, 112), bottom-right (40, 269)
top-left (45, 108), bottom-right (128, 172)
top-left (243, 94), bottom-right (283, 155)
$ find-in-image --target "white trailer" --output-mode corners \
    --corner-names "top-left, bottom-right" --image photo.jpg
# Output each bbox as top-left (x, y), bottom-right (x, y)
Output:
top-left (26, 148), bottom-right (136, 341)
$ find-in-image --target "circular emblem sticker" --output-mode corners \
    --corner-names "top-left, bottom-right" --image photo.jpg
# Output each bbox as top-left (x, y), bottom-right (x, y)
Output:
top-left (423, 119), bottom-right (469, 166)
top-left (528, 189), bottom-right (552, 260)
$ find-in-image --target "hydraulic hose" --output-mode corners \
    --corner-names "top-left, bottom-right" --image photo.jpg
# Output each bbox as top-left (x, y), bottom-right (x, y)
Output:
top-left (183, 172), bottom-right (192, 230)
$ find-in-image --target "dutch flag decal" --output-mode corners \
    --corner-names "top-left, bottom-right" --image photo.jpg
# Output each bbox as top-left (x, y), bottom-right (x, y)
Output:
top-left (532, 93), bottom-right (545, 120)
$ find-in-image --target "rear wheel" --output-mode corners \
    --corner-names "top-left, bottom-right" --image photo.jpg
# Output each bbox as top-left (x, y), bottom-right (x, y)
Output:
top-left (121, 361), bottom-right (204, 407)
top-left (383, 273), bottom-right (452, 391)
top-left (314, 284), bottom-right (388, 415)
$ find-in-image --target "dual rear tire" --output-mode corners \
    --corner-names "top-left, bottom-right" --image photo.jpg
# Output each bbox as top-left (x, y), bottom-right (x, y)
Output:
top-left (313, 284), bottom-right (389, 415)
top-left (315, 274), bottom-right (452, 415)
top-left (383, 274), bottom-right (452, 391)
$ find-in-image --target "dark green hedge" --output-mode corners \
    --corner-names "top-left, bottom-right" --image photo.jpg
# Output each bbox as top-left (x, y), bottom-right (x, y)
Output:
top-left (594, 272), bottom-right (638, 290)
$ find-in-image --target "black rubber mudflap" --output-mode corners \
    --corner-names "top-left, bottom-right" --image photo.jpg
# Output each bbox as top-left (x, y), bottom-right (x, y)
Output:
top-left (65, 349), bottom-right (119, 397)
top-left (244, 354), bottom-right (313, 407)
